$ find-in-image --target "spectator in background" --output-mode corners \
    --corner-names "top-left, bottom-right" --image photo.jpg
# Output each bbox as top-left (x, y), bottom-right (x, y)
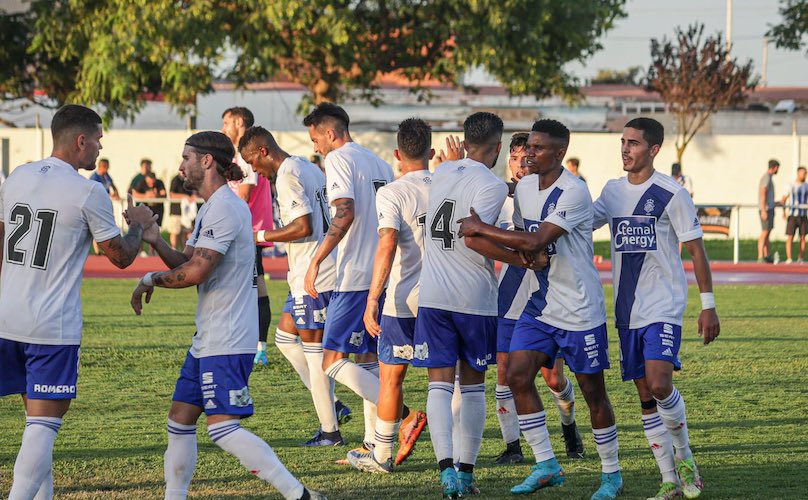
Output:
top-left (168, 173), bottom-right (195, 250)
top-left (671, 163), bottom-right (693, 198)
top-left (90, 158), bottom-right (120, 199)
top-left (132, 172), bottom-right (166, 228)
top-left (310, 154), bottom-right (325, 175)
top-left (129, 158), bottom-right (153, 193)
top-left (782, 166), bottom-right (808, 264)
top-left (565, 157), bottom-right (586, 183)
top-left (758, 159), bottom-right (780, 263)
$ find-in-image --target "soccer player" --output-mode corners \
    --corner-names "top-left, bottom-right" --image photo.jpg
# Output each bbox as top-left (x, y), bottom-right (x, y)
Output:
top-left (1, 104), bottom-right (156, 500)
top-left (493, 132), bottom-right (584, 466)
top-left (238, 125), bottom-right (344, 446)
top-left (592, 117), bottom-right (720, 499)
top-left (458, 119), bottom-right (624, 500)
top-left (415, 112), bottom-right (538, 497)
top-left (220, 107), bottom-right (275, 365)
top-left (782, 166), bottom-right (808, 263)
top-left (130, 131), bottom-right (324, 500)
top-left (346, 118), bottom-right (432, 473)
top-left (303, 103), bottom-right (424, 454)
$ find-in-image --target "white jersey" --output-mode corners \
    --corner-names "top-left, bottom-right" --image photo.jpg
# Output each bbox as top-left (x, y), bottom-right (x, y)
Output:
top-left (786, 181), bottom-right (808, 217)
top-left (593, 170), bottom-right (703, 329)
top-left (187, 185), bottom-right (258, 358)
top-left (375, 170), bottom-right (431, 318)
top-left (276, 156), bottom-right (336, 296)
top-left (325, 142), bottom-right (394, 291)
top-left (496, 196), bottom-right (540, 320)
top-left (515, 170), bottom-right (606, 331)
top-left (419, 159), bottom-right (508, 316)
top-left (0, 157), bottom-right (120, 345)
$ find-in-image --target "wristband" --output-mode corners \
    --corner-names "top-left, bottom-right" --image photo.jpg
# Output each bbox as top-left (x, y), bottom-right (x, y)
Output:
top-left (256, 230), bottom-right (266, 242)
top-left (141, 272), bottom-right (155, 287)
top-left (700, 292), bottom-right (715, 310)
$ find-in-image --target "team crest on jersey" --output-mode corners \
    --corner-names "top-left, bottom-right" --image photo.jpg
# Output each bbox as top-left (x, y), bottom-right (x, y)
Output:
top-left (422, 176), bottom-right (432, 184)
top-left (349, 331), bottom-right (364, 347)
top-left (414, 342), bottom-right (429, 360)
top-left (546, 202), bottom-right (556, 218)
top-left (39, 165), bottom-right (51, 174)
top-left (229, 386), bottom-right (253, 407)
top-left (643, 198), bottom-right (655, 215)
top-left (457, 166), bottom-right (466, 173)
top-left (612, 216), bottom-right (657, 253)
top-left (393, 344), bottom-right (414, 360)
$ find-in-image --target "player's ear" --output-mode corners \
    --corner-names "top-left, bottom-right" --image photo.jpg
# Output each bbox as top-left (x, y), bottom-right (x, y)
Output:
top-left (393, 149), bottom-right (402, 162)
top-left (649, 144), bottom-right (661, 158)
top-left (428, 148), bottom-right (435, 160)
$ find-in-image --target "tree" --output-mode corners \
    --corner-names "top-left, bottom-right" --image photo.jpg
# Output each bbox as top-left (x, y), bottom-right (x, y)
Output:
top-left (2, 0), bottom-right (626, 122)
top-left (767, 0), bottom-right (808, 52)
top-left (646, 24), bottom-right (756, 165)
top-left (591, 66), bottom-right (644, 85)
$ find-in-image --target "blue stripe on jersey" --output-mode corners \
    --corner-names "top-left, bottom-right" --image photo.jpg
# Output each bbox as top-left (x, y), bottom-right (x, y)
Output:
top-left (789, 183), bottom-right (808, 217)
top-left (498, 265), bottom-right (527, 317)
top-left (614, 184), bottom-right (674, 328)
top-left (522, 187), bottom-right (564, 319)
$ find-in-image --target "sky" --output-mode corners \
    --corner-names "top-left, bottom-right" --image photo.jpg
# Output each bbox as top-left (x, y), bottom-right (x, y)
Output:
top-left (566, 0), bottom-right (807, 87)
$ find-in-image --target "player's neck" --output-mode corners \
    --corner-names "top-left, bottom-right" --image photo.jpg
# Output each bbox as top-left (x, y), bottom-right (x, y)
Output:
top-left (50, 149), bottom-right (81, 171)
top-left (627, 165), bottom-right (655, 185)
top-left (399, 160), bottom-right (428, 175)
top-left (198, 177), bottom-right (227, 200)
top-left (538, 165), bottom-right (563, 190)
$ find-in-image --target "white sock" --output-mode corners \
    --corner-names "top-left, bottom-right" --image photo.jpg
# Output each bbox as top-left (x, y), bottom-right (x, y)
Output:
top-left (373, 419), bottom-right (399, 463)
top-left (643, 413), bottom-right (678, 484)
top-left (495, 384), bottom-right (520, 444)
top-left (165, 419), bottom-right (197, 500)
top-left (275, 329), bottom-right (311, 391)
top-left (518, 411), bottom-right (555, 463)
top-left (302, 342), bottom-right (338, 433)
top-left (655, 387), bottom-right (693, 460)
top-left (9, 417), bottom-right (61, 500)
top-left (357, 361), bottom-right (380, 445)
top-left (32, 470), bottom-right (53, 500)
top-left (548, 377), bottom-right (576, 426)
top-left (451, 375), bottom-right (462, 464)
top-left (325, 359), bottom-right (380, 404)
top-left (208, 420), bottom-right (304, 500)
top-left (458, 384), bottom-right (486, 466)
top-left (592, 425), bottom-right (620, 473)
top-left (427, 382), bottom-right (455, 463)
top-left (358, 361), bottom-right (380, 377)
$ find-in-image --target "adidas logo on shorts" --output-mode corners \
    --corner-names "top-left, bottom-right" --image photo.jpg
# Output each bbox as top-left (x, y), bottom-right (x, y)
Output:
top-left (205, 399), bottom-right (217, 410)
top-left (662, 347), bottom-right (673, 357)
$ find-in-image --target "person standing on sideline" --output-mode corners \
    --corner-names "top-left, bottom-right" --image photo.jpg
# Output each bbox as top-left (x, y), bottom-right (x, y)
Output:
top-left (565, 157), bottom-right (587, 183)
top-left (130, 131), bottom-right (325, 500)
top-left (220, 107), bottom-right (275, 365)
top-left (759, 159), bottom-right (780, 263)
top-left (782, 166), bottom-right (808, 263)
top-left (458, 119), bottom-right (624, 500)
top-left (1, 104), bottom-right (156, 500)
top-left (671, 163), bottom-right (693, 198)
top-left (90, 158), bottom-right (120, 199)
top-left (593, 117), bottom-right (720, 499)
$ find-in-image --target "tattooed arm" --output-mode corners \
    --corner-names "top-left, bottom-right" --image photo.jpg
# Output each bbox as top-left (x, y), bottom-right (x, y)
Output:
top-left (304, 197), bottom-right (354, 297)
top-left (97, 222), bottom-right (146, 269)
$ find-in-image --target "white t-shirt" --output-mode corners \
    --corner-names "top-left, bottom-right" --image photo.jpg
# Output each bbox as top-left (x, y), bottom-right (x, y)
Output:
top-left (0, 157), bottom-right (120, 345)
top-left (496, 197), bottom-right (540, 320)
top-left (187, 185), bottom-right (258, 358)
top-left (276, 156), bottom-right (336, 296)
top-left (419, 159), bottom-right (508, 316)
top-left (376, 170), bottom-right (431, 318)
top-left (515, 170), bottom-right (606, 331)
top-left (593, 170), bottom-right (703, 329)
top-left (325, 142), bottom-right (394, 292)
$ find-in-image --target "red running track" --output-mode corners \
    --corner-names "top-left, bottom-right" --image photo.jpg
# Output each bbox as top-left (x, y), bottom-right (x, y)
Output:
top-left (84, 256), bottom-right (808, 285)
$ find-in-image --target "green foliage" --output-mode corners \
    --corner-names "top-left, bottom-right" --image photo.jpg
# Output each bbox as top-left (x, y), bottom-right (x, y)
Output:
top-left (3, 0), bottom-right (626, 122)
top-left (767, 0), bottom-right (808, 52)
top-left (591, 66), bottom-right (644, 85)
top-left (2, 280), bottom-right (807, 498)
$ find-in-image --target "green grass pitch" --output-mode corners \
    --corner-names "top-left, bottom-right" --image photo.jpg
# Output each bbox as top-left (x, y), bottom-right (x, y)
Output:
top-left (1, 279), bottom-right (806, 499)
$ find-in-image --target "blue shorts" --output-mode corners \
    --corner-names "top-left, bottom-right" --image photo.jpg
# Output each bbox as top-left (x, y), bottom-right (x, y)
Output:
top-left (0, 339), bottom-right (80, 400)
top-left (497, 318), bottom-right (517, 354)
top-left (412, 307), bottom-right (496, 372)
top-left (173, 351), bottom-right (255, 417)
top-left (283, 291), bottom-right (332, 330)
top-left (618, 323), bottom-right (682, 381)
top-left (510, 313), bottom-right (610, 374)
top-left (323, 290), bottom-right (381, 354)
top-left (378, 315), bottom-right (417, 365)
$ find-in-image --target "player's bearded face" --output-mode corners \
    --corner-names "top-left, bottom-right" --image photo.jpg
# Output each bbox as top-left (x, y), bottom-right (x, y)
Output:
top-left (180, 146), bottom-right (205, 191)
top-left (79, 126), bottom-right (103, 171)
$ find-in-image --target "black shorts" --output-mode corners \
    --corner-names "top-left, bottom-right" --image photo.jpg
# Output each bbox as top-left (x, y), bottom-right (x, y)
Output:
top-left (786, 216), bottom-right (808, 237)
top-left (255, 245), bottom-right (265, 276)
top-left (760, 209), bottom-right (774, 231)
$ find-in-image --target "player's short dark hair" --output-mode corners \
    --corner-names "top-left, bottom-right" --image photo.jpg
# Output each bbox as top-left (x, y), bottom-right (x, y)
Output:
top-left (302, 102), bottom-right (350, 135)
top-left (509, 132), bottom-right (529, 152)
top-left (140, 158), bottom-right (152, 167)
top-left (769, 159), bottom-right (780, 169)
top-left (625, 117), bottom-right (664, 147)
top-left (531, 119), bottom-right (570, 147)
top-left (238, 125), bottom-right (278, 153)
top-left (567, 157), bottom-right (580, 167)
top-left (51, 104), bottom-right (102, 145)
top-left (671, 162), bottom-right (682, 175)
top-left (223, 107), bottom-right (254, 128)
top-left (798, 166), bottom-right (806, 173)
top-left (397, 118), bottom-right (432, 160)
top-left (463, 112), bottom-right (503, 146)
top-left (185, 131), bottom-right (244, 182)
top-left (98, 158), bottom-right (109, 165)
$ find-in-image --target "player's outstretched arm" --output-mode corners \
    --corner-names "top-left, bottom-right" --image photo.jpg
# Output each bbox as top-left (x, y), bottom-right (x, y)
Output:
top-left (464, 235), bottom-right (548, 270)
top-left (683, 237), bottom-right (720, 345)
top-left (364, 228), bottom-right (398, 337)
top-left (458, 207), bottom-right (565, 253)
top-left (257, 214), bottom-right (312, 243)
top-left (304, 197), bottom-right (354, 298)
top-left (99, 194), bottom-right (157, 269)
